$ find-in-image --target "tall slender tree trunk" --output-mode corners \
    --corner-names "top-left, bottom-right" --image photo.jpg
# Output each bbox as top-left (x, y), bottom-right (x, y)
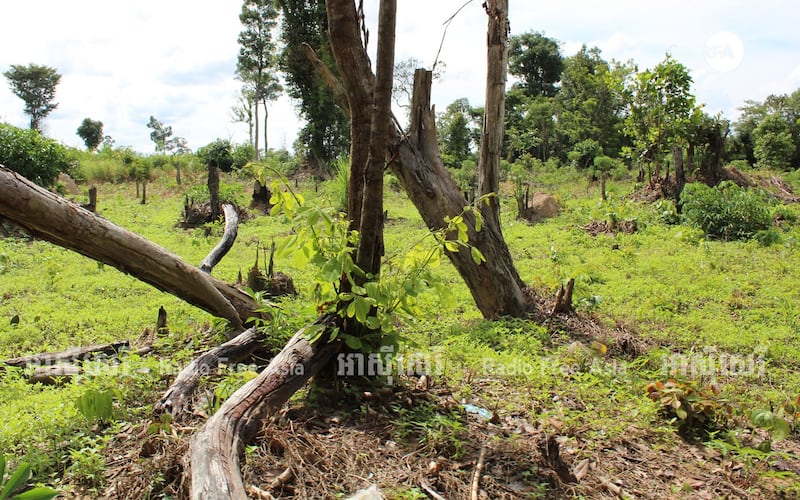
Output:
top-left (673, 145), bottom-right (685, 213)
top-left (254, 98), bottom-right (261, 161)
top-left (262, 99), bottom-right (269, 152)
top-left (355, 0), bottom-right (395, 277)
top-left (477, 0), bottom-right (508, 232)
top-left (324, 0), bottom-right (530, 319)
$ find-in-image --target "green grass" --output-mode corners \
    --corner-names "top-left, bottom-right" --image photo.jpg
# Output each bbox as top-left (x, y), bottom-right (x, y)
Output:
top-left (1, 167), bottom-right (799, 493)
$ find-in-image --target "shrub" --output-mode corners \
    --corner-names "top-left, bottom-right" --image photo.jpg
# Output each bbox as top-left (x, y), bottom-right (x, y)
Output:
top-left (681, 181), bottom-right (775, 241)
top-left (0, 123), bottom-right (71, 186)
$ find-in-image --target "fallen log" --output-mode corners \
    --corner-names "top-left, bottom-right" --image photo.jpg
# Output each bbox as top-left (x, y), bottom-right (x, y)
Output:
top-left (199, 204), bottom-right (239, 274)
top-left (0, 165), bottom-right (258, 327)
top-left (155, 327), bottom-right (265, 420)
top-left (2, 341), bottom-right (130, 368)
top-left (189, 315), bottom-right (341, 499)
top-left (28, 364), bottom-right (83, 385)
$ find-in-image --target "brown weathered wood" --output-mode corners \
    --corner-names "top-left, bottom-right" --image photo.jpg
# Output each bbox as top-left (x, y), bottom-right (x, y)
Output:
top-left (189, 316), bottom-right (341, 499)
top-left (323, 3), bottom-right (531, 319)
top-left (199, 204), bottom-right (239, 274)
top-left (156, 306), bottom-right (169, 336)
top-left (0, 165), bottom-right (255, 328)
top-left (477, 0), bottom-right (509, 231)
top-left (355, 0), bottom-right (395, 277)
top-left (3, 341), bottom-right (131, 368)
top-left (155, 327), bottom-right (265, 420)
top-left (552, 278), bottom-right (575, 315)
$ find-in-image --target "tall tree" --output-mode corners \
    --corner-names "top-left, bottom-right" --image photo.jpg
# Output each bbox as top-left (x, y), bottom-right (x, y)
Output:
top-left (277, 0), bottom-right (349, 169)
top-left (76, 118), bottom-right (104, 151)
top-left (231, 86), bottom-right (255, 148)
top-left (146, 116), bottom-right (173, 153)
top-left (753, 113), bottom-right (794, 170)
top-left (624, 54), bottom-right (696, 184)
top-left (556, 45), bottom-right (627, 159)
top-left (508, 31), bottom-right (563, 98)
top-left (438, 98), bottom-right (477, 167)
top-left (3, 64), bottom-right (61, 132)
top-left (146, 116), bottom-right (188, 155)
top-left (237, 0), bottom-right (283, 159)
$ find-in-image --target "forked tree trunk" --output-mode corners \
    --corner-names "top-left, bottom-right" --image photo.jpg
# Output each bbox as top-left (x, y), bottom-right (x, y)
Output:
top-left (0, 165), bottom-right (255, 328)
top-left (324, 0), bottom-right (531, 319)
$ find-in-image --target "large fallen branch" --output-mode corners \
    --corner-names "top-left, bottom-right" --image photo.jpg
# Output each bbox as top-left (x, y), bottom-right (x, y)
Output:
top-left (155, 327), bottom-right (265, 420)
top-left (199, 204), bottom-right (239, 273)
top-left (2, 341), bottom-right (130, 368)
top-left (189, 315), bottom-right (341, 499)
top-left (0, 165), bottom-right (258, 327)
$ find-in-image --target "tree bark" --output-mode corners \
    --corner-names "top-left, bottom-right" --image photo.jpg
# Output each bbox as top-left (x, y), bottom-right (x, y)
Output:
top-left (323, 2), bottom-right (531, 319)
top-left (0, 165), bottom-right (256, 328)
top-left (477, 0), bottom-right (509, 232)
top-left (326, 0), bottom-right (374, 225)
top-left (355, 0), bottom-right (395, 277)
top-left (673, 146), bottom-right (685, 213)
top-left (188, 316), bottom-right (341, 499)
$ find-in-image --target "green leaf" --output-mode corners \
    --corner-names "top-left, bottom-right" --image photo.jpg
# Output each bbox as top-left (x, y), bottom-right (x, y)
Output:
top-left (771, 417), bottom-right (791, 442)
top-left (750, 408), bottom-right (774, 428)
top-left (11, 487), bottom-right (59, 500)
top-left (0, 462), bottom-right (30, 499)
top-left (344, 335), bottom-right (363, 350)
top-left (1, 455), bottom-right (5, 488)
top-left (444, 241), bottom-right (459, 252)
top-left (470, 246), bottom-right (485, 265)
top-left (675, 406), bottom-right (688, 420)
top-left (353, 297), bottom-right (371, 323)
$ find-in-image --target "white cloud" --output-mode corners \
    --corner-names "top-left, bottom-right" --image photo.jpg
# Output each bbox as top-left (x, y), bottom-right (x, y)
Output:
top-left (2, 0), bottom-right (800, 154)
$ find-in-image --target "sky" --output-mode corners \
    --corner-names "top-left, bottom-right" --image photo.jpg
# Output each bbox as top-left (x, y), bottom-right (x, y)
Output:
top-left (1, 1), bottom-right (799, 154)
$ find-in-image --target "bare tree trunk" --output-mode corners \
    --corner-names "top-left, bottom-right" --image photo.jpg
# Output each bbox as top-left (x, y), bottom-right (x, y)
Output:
top-left (673, 145), bottom-right (685, 214)
top-left (199, 204), bottom-right (239, 273)
top-left (263, 99), bottom-right (269, 153)
top-left (0, 165), bottom-right (255, 328)
top-left (355, 0), bottom-right (395, 277)
top-left (326, 0), bottom-right (374, 225)
top-left (324, 1), bottom-right (531, 319)
top-left (254, 99), bottom-right (261, 161)
top-left (208, 164), bottom-right (220, 221)
top-left (477, 0), bottom-right (508, 232)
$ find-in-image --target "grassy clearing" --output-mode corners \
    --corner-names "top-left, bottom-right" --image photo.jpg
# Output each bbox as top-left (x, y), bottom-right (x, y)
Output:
top-left (1, 167), bottom-right (799, 497)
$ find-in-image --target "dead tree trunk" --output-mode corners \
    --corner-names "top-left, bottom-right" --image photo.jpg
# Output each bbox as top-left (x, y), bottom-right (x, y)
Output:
top-left (323, 1), bottom-right (531, 319)
top-left (673, 146), bottom-right (686, 214)
top-left (477, 0), bottom-right (508, 232)
top-left (199, 204), bottom-right (239, 273)
top-left (0, 165), bottom-right (257, 328)
top-left (208, 163), bottom-right (220, 221)
top-left (189, 316), bottom-right (341, 499)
